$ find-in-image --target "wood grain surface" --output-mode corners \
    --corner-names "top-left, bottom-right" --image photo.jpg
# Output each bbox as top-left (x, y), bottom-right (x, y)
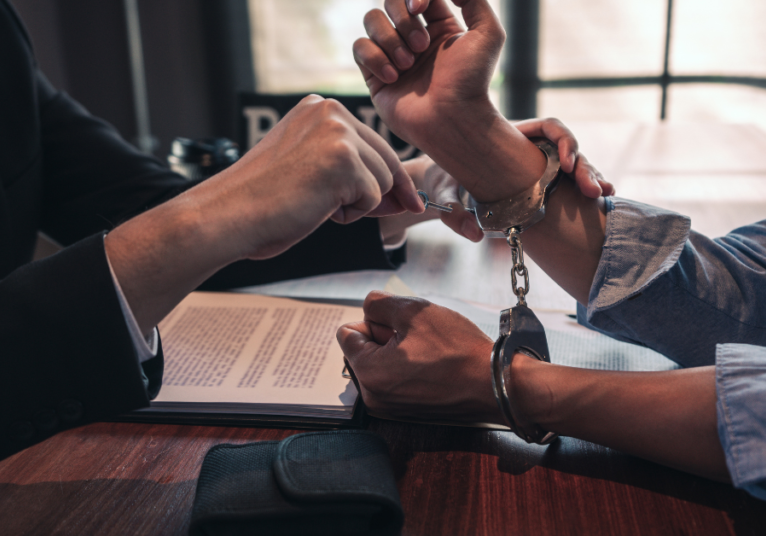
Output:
top-left (1, 418), bottom-right (765, 536)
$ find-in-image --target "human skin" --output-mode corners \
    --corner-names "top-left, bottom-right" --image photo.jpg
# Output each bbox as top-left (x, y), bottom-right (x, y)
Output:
top-left (106, 95), bottom-right (423, 336)
top-left (338, 0), bottom-right (729, 484)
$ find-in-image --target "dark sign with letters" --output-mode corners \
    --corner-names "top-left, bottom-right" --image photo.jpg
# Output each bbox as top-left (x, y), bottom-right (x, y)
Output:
top-left (238, 93), bottom-right (420, 161)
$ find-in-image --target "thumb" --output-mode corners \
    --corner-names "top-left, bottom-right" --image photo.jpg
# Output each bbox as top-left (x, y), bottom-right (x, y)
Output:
top-left (455, 0), bottom-right (504, 36)
top-left (337, 321), bottom-right (381, 363)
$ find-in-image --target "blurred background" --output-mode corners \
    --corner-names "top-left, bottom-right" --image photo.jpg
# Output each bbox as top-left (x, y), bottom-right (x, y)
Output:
top-left (13, 0), bottom-right (766, 157)
top-left (14, 0), bottom-right (766, 304)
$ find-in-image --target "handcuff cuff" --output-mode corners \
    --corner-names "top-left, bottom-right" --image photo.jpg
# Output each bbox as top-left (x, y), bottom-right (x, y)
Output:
top-left (420, 137), bottom-right (562, 444)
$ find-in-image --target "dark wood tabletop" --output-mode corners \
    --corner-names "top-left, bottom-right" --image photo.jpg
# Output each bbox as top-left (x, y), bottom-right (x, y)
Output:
top-left (1, 418), bottom-right (765, 536)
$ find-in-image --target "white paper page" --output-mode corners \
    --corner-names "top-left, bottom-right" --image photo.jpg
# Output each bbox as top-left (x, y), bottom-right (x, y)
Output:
top-left (153, 292), bottom-right (361, 408)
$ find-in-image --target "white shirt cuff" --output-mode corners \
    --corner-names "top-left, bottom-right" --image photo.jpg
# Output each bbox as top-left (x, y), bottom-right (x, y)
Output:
top-left (382, 230), bottom-right (408, 251)
top-left (104, 239), bottom-right (159, 363)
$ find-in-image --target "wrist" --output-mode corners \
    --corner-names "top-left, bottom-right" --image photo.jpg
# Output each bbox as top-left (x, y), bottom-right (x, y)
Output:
top-left (420, 105), bottom-right (546, 204)
top-left (507, 352), bottom-right (555, 428)
top-left (105, 197), bottom-right (232, 333)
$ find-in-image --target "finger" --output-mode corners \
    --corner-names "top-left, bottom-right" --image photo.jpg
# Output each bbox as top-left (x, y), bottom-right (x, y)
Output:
top-left (337, 321), bottom-right (382, 363)
top-left (365, 9), bottom-right (415, 70)
top-left (421, 0), bottom-right (456, 23)
top-left (515, 118), bottom-right (579, 174)
top-left (354, 53), bottom-right (386, 96)
top-left (600, 179), bottom-right (616, 196)
top-left (441, 208), bottom-right (484, 242)
top-left (406, 0), bottom-right (428, 15)
top-left (435, 185), bottom-right (484, 242)
top-left (369, 320), bottom-right (397, 345)
top-left (330, 163), bottom-right (382, 224)
top-left (451, 0), bottom-right (504, 40)
top-left (362, 290), bottom-right (430, 332)
top-left (349, 114), bottom-right (423, 215)
top-left (353, 37), bottom-right (399, 86)
top-left (385, 0), bottom-right (430, 52)
top-left (355, 135), bottom-right (395, 198)
top-left (573, 153), bottom-right (604, 199)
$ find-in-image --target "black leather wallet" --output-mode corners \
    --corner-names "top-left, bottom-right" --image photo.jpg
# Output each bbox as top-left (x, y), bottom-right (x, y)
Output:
top-left (189, 430), bottom-right (404, 536)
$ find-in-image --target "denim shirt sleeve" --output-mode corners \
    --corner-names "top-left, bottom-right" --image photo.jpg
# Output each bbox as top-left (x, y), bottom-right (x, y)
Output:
top-left (577, 198), bottom-right (766, 368)
top-left (716, 343), bottom-right (766, 500)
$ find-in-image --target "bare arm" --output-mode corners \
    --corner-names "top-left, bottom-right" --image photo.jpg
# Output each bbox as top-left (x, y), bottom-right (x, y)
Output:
top-left (106, 96), bottom-right (422, 335)
top-left (337, 293), bottom-right (730, 483)
top-left (356, 0), bottom-right (613, 305)
top-left (510, 354), bottom-right (728, 482)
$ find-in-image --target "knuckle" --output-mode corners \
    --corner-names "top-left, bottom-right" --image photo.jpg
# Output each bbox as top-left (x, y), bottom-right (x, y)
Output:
top-left (352, 37), bottom-right (370, 57)
top-left (495, 25), bottom-right (507, 45)
top-left (300, 94), bottom-right (324, 107)
top-left (320, 98), bottom-right (346, 117)
top-left (326, 138), bottom-right (357, 165)
top-left (363, 290), bottom-right (390, 312)
top-left (399, 296), bottom-right (427, 317)
top-left (545, 116), bottom-right (562, 126)
top-left (318, 115), bottom-right (351, 138)
top-left (363, 8), bottom-right (384, 28)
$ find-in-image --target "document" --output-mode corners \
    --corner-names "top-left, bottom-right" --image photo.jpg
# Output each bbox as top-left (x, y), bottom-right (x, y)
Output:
top-left (141, 292), bottom-right (362, 420)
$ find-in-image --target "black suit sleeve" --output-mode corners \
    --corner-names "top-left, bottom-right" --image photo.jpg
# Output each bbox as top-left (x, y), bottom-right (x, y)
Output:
top-left (0, 0), bottom-right (404, 460)
top-left (34, 71), bottom-right (404, 285)
top-left (0, 233), bottom-right (163, 460)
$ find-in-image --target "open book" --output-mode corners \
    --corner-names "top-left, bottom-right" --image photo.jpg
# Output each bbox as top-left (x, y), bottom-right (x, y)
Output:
top-left (127, 292), bottom-right (364, 428)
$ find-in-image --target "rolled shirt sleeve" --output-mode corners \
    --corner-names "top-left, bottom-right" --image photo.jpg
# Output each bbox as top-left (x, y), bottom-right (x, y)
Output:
top-left (716, 343), bottom-right (766, 499)
top-left (577, 197), bottom-right (766, 368)
top-left (577, 197), bottom-right (766, 499)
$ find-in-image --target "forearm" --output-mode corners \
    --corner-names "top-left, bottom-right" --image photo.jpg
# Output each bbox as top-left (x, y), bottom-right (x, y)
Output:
top-left (511, 355), bottom-right (729, 482)
top-left (420, 104), bottom-right (546, 203)
top-left (522, 178), bottom-right (607, 304)
top-left (105, 188), bottom-right (234, 336)
top-left (422, 112), bottom-right (606, 304)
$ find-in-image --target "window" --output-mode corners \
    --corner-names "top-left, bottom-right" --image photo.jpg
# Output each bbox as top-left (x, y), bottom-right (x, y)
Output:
top-left (248, 0), bottom-right (503, 106)
top-left (248, 0), bottom-right (766, 130)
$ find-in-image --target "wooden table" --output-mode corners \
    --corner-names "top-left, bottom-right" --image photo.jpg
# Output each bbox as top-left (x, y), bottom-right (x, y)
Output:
top-left (5, 123), bottom-right (766, 534)
top-left (2, 420), bottom-right (765, 535)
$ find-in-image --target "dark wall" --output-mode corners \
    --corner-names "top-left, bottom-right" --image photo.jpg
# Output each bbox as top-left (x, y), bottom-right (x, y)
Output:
top-left (10, 0), bottom-right (254, 157)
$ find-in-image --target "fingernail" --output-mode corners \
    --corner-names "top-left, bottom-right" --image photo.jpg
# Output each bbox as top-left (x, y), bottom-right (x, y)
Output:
top-left (408, 30), bottom-right (429, 52)
top-left (407, 0), bottom-right (421, 13)
top-left (381, 64), bottom-right (398, 83)
top-left (568, 152), bottom-right (576, 170)
top-left (394, 46), bottom-right (414, 69)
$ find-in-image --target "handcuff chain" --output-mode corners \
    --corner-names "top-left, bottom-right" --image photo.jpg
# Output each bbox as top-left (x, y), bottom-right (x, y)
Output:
top-left (507, 228), bottom-right (530, 306)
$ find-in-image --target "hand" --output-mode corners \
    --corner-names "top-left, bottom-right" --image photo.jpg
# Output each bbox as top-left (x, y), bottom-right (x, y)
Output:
top-left (198, 95), bottom-right (423, 260)
top-left (105, 96), bottom-right (422, 334)
top-left (378, 154), bottom-right (485, 244)
top-left (336, 291), bottom-right (502, 424)
top-left (514, 118), bottom-right (615, 198)
top-left (354, 0), bottom-right (504, 151)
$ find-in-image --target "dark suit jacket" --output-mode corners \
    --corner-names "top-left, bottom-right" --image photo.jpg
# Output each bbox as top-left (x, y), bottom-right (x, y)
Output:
top-left (0, 0), bottom-right (403, 460)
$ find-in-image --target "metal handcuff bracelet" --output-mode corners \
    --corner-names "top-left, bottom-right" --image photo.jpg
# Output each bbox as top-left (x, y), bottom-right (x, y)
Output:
top-left (418, 137), bottom-right (561, 445)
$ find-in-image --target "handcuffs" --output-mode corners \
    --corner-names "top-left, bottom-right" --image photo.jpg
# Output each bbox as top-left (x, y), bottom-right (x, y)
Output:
top-left (420, 138), bottom-right (562, 444)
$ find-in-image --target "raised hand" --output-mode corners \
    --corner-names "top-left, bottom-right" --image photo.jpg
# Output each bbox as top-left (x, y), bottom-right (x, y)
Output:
top-left (354, 0), bottom-right (504, 151)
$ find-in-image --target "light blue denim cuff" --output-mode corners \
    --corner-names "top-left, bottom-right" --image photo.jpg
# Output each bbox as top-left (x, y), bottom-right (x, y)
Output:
top-left (586, 197), bottom-right (691, 317)
top-left (716, 343), bottom-right (766, 500)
